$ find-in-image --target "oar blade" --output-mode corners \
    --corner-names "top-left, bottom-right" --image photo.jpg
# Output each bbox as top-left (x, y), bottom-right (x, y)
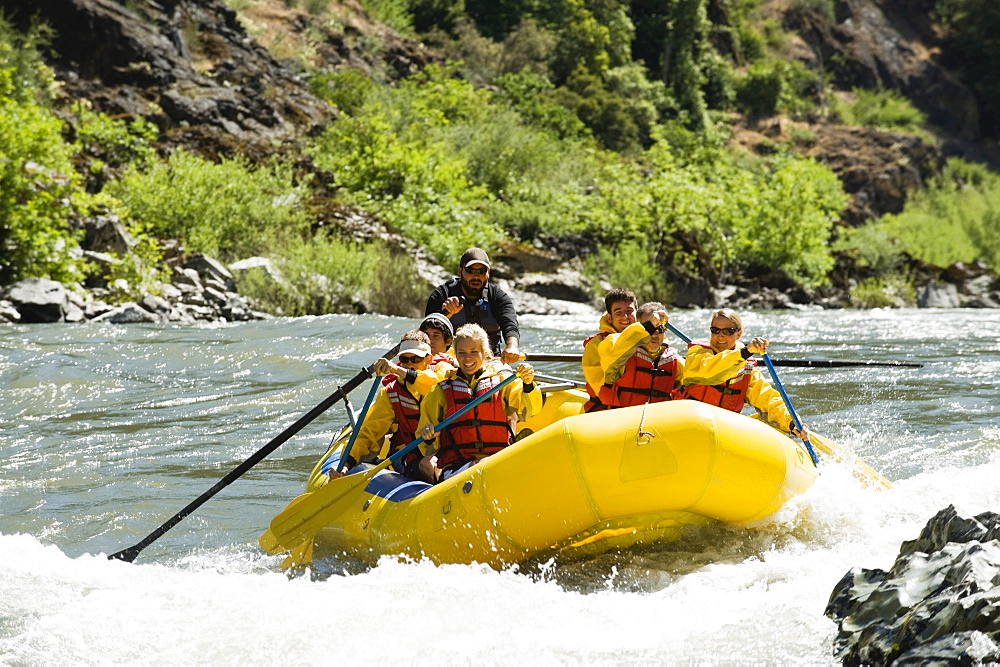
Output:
top-left (264, 465), bottom-right (385, 553)
top-left (810, 431), bottom-right (891, 490)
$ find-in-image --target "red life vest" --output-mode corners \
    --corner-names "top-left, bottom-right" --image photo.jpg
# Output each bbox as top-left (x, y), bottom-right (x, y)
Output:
top-left (582, 332), bottom-right (614, 413)
top-left (431, 352), bottom-right (456, 368)
top-left (611, 345), bottom-right (681, 407)
top-left (436, 372), bottom-right (513, 469)
top-left (383, 375), bottom-right (422, 470)
top-left (683, 342), bottom-right (755, 412)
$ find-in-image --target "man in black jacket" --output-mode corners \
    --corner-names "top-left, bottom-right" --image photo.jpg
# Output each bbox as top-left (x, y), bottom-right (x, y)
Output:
top-left (425, 247), bottom-right (521, 363)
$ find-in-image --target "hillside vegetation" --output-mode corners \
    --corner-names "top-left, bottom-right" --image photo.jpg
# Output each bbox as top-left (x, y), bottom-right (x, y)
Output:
top-left (2, 0), bottom-right (1000, 313)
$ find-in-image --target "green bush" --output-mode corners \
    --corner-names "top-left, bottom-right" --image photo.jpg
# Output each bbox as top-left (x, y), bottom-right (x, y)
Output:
top-left (105, 151), bottom-right (311, 262)
top-left (832, 224), bottom-right (906, 274)
top-left (494, 68), bottom-right (589, 139)
top-left (309, 68), bottom-right (375, 114)
top-left (71, 104), bottom-right (158, 171)
top-left (582, 240), bottom-right (670, 306)
top-left (0, 19), bottom-right (88, 284)
top-left (237, 231), bottom-right (425, 317)
top-left (850, 275), bottom-right (915, 308)
top-left (833, 87), bottom-right (927, 134)
top-left (873, 158), bottom-right (1000, 269)
top-left (735, 59), bottom-right (820, 116)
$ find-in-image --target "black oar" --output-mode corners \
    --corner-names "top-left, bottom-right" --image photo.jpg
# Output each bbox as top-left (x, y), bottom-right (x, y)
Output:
top-left (108, 343), bottom-right (401, 563)
top-left (523, 352), bottom-right (922, 368)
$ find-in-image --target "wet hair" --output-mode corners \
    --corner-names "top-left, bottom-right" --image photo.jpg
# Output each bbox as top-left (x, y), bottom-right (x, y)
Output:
top-left (637, 302), bottom-right (665, 319)
top-left (453, 323), bottom-right (492, 359)
top-left (401, 330), bottom-right (431, 345)
top-left (604, 288), bottom-right (636, 314)
top-left (711, 308), bottom-right (743, 331)
top-left (420, 313), bottom-right (454, 344)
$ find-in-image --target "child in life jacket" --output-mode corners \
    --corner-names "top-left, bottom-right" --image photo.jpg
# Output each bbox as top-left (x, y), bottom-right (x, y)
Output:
top-left (599, 301), bottom-right (685, 407)
top-left (325, 331), bottom-right (436, 480)
top-left (416, 323), bottom-right (541, 483)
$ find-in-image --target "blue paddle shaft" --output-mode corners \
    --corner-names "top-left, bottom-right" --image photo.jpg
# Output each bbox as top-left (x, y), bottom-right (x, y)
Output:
top-left (388, 372), bottom-right (519, 466)
top-left (762, 353), bottom-right (820, 466)
top-left (665, 322), bottom-right (692, 344)
top-left (337, 373), bottom-right (381, 472)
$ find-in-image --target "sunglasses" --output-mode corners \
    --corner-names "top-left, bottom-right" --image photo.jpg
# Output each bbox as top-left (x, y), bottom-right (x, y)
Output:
top-left (710, 326), bottom-right (740, 335)
top-left (399, 354), bottom-right (423, 364)
top-left (464, 266), bottom-right (488, 275)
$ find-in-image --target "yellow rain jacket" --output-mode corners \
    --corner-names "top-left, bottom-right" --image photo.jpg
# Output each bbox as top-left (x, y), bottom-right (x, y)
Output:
top-left (582, 313), bottom-right (618, 395)
top-left (683, 342), bottom-right (796, 435)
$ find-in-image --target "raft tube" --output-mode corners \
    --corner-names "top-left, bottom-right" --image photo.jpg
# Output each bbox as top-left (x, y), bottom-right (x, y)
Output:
top-left (293, 393), bottom-right (818, 568)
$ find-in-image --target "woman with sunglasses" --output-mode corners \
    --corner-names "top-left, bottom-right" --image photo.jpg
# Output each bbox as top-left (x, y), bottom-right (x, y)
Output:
top-left (682, 309), bottom-right (810, 442)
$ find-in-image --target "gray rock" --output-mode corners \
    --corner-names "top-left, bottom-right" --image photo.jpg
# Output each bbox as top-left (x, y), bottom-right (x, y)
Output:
top-left (182, 254), bottom-right (234, 288)
top-left (92, 303), bottom-right (162, 323)
top-left (171, 267), bottom-right (203, 290)
top-left (518, 268), bottom-right (592, 303)
top-left (918, 281), bottom-right (960, 308)
top-left (3, 278), bottom-right (71, 323)
top-left (826, 505), bottom-right (1000, 665)
top-left (139, 294), bottom-right (173, 315)
top-left (0, 300), bottom-right (22, 323)
top-left (82, 215), bottom-right (137, 255)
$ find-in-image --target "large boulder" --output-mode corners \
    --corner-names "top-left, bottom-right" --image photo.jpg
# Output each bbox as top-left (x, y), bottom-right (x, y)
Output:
top-left (3, 278), bottom-right (72, 323)
top-left (826, 505), bottom-right (1000, 664)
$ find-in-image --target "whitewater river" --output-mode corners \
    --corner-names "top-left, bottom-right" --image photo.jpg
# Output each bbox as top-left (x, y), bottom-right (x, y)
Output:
top-left (2, 308), bottom-right (999, 663)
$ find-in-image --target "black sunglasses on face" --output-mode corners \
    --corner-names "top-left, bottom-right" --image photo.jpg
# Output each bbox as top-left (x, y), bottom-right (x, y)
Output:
top-left (465, 266), bottom-right (488, 275)
top-left (710, 326), bottom-right (739, 335)
top-left (399, 354), bottom-right (423, 364)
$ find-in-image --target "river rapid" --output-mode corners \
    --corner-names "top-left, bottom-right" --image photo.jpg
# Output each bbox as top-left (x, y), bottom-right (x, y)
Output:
top-left (2, 308), bottom-right (999, 664)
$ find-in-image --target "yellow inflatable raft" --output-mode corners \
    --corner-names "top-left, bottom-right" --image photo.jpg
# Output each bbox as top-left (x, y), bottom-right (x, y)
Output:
top-left (261, 390), bottom-right (820, 569)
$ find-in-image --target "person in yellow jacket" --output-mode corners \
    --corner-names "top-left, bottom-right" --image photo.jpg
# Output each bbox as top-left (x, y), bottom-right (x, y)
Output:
top-left (417, 324), bottom-right (541, 483)
top-left (682, 309), bottom-right (810, 441)
top-left (599, 301), bottom-right (684, 406)
top-left (325, 331), bottom-right (437, 480)
top-left (581, 288), bottom-right (638, 411)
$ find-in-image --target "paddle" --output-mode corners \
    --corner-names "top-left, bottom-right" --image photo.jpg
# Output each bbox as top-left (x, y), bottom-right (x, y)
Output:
top-left (761, 353), bottom-right (820, 466)
top-left (108, 342), bottom-right (401, 563)
top-left (262, 372), bottom-right (520, 555)
top-left (521, 351), bottom-right (921, 368)
top-left (333, 375), bottom-right (382, 474)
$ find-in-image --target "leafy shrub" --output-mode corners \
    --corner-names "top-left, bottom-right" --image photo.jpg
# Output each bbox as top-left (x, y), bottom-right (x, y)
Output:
top-left (309, 68), bottom-right (375, 114)
top-left (71, 104), bottom-right (158, 172)
top-left (106, 151), bottom-right (310, 262)
top-left (735, 59), bottom-right (820, 116)
top-left (850, 275), bottom-right (915, 308)
top-left (833, 87), bottom-right (927, 134)
top-left (494, 68), bottom-right (589, 139)
top-left (237, 231), bottom-right (425, 317)
top-left (873, 158), bottom-right (1000, 269)
top-left (310, 108), bottom-right (502, 262)
top-left (832, 223), bottom-right (906, 274)
top-left (550, 65), bottom-right (640, 152)
top-left (0, 19), bottom-right (87, 284)
top-left (0, 95), bottom-right (87, 284)
top-left (582, 240), bottom-right (670, 306)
